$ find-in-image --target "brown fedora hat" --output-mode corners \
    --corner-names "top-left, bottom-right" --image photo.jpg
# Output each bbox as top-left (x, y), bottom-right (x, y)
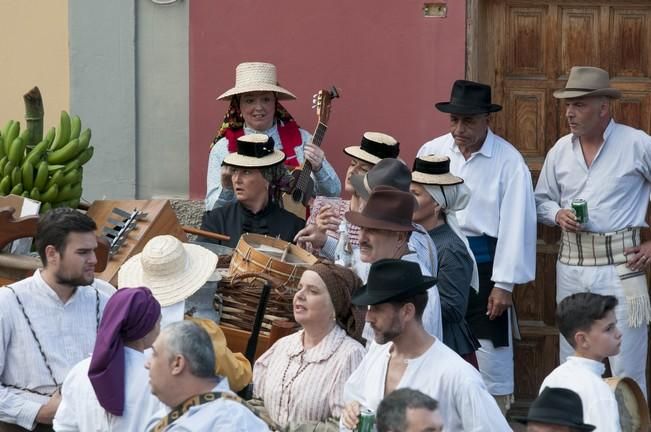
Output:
top-left (553, 66), bottom-right (621, 99)
top-left (345, 186), bottom-right (416, 232)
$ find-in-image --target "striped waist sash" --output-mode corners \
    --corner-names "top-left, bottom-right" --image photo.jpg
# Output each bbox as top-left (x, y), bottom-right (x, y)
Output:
top-left (558, 227), bottom-right (640, 266)
top-left (558, 227), bottom-right (650, 327)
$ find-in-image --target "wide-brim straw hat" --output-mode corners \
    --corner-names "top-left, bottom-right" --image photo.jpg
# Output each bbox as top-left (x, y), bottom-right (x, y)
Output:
top-left (217, 62), bottom-right (296, 101)
top-left (118, 235), bottom-right (218, 307)
top-left (412, 155), bottom-right (463, 186)
top-left (553, 66), bottom-right (621, 99)
top-left (223, 134), bottom-right (285, 168)
top-left (344, 131), bottom-right (400, 165)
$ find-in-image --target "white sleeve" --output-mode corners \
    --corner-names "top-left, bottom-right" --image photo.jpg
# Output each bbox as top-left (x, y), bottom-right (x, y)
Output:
top-left (205, 138), bottom-right (231, 211)
top-left (456, 377), bottom-right (511, 431)
top-left (534, 146), bottom-right (563, 227)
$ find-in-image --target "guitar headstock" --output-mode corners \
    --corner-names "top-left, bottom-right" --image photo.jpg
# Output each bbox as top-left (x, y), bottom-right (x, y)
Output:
top-left (314, 86), bottom-right (340, 125)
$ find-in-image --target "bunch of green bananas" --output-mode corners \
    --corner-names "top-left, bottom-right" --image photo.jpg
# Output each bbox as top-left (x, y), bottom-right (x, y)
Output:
top-left (0, 110), bottom-right (94, 214)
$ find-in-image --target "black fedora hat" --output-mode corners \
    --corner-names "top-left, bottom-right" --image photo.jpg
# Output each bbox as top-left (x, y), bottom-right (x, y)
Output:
top-left (513, 387), bottom-right (596, 431)
top-left (435, 80), bottom-right (502, 115)
top-left (352, 259), bottom-right (437, 306)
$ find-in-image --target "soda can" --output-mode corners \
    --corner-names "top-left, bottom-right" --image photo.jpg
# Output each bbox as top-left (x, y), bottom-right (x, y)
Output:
top-left (356, 408), bottom-right (376, 432)
top-left (571, 199), bottom-right (589, 224)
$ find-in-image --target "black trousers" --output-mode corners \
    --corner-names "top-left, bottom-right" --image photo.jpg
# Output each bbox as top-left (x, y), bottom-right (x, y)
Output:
top-left (465, 261), bottom-right (509, 347)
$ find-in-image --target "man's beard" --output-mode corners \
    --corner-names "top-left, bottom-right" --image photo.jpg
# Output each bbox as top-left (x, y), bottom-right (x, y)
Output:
top-left (373, 319), bottom-right (403, 345)
top-left (55, 271), bottom-right (94, 287)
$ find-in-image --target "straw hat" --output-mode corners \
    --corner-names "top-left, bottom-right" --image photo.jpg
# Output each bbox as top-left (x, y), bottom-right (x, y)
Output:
top-left (553, 66), bottom-right (621, 99)
top-left (118, 235), bottom-right (218, 307)
top-left (344, 132), bottom-right (400, 165)
top-left (217, 62), bottom-right (296, 101)
top-left (223, 134), bottom-right (285, 168)
top-left (411, 155), bottom-right (463, 186)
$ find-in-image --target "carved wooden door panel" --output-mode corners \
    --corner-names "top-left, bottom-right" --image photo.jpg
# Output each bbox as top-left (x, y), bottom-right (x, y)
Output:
top-left (474, 0), bottom-right (651, 414)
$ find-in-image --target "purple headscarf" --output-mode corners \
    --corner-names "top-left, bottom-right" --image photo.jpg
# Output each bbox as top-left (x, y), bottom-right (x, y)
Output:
top-left (88, 287), bottom-right (161, 416)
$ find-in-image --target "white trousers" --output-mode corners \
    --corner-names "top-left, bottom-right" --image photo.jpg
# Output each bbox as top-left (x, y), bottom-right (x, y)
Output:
top-left (476, 310), bottom-right (514, 395)
top-left (557, 261), bottom-right (648, 398)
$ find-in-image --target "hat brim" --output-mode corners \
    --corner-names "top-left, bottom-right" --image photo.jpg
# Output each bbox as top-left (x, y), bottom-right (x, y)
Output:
top-left (350, 174), bottom-right (371, 200)
top-left (435, 102), bottom-right (502, 114)
top-left (217, 84), bottom-right (296, 101)
top-left (511, 415), bottom-right (595, 431)
top-left (351, 276), bottom-right (438, 306)
top-left (117, 244), bottom-right (218, 307)
top-left (411, 171), bottom-right (464, 186)
top-left (345, 210), bottom-right (415, 232)
top-left (343, 147), bottom-right (383, 165)
top-left (552, 88), bottom-right (622, 99)
top-left (223, 150), bottom-right (286, 168)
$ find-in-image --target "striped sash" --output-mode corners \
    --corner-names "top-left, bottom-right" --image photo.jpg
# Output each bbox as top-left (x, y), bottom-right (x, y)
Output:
top-left (558, 228), bottom-right (651, 328)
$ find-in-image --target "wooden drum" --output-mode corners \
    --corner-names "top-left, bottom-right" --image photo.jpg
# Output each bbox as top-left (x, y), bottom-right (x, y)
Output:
top-left (604, 377), bottom-right (650, 432)
top-left (218, 234), bottom-right (317, 336)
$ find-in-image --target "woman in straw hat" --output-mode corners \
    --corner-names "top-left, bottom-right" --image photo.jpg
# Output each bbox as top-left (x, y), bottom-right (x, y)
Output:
top-left (54, 287), bottom-right (163, 432)
top-left (206, 62), bottom-right (341, 211)
top-left (411, 154), bottom-right (481, 365)
top-left (253, 261), bottom-right (365, 431)
top-left (200, 134), bottom-right (305, 248)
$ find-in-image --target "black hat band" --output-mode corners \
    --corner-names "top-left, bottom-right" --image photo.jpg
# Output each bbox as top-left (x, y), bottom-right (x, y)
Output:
top-left (360, 136), bottom-right (400, 159)
top-left (412, 157), bottom-right (450, 175)
top-left (236, 136), bottom-right (275, 158)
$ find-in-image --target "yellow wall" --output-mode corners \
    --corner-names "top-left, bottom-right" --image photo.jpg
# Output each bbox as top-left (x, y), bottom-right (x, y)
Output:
top-left (0, 0), bottom-right (69, 131)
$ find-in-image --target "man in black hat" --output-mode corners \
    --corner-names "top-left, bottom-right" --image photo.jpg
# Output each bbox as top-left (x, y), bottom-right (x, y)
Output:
top-left (341, 259), bottom-right (508, 432)
top-left (418, 80), bottom-right (537, 409)
top-left (514, 387), bottom-right (596, 432)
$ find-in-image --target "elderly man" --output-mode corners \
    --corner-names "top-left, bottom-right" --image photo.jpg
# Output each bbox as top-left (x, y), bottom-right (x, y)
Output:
top-left (418, 80), bottom-right (537, 409)
top-left (376, 389), bottom-right (443, 432)
top-left (200, 133), bottom-right (304, 247)
top-left (0, 209), bottom-right (114, 431)
top-left (144, 321), bottom-right (269, 431)
top-left (535, 66), bottom-right (651, 396)
top-left (513, 387), bottom-right (596, 432)
top-left (345, 186), bottom-right (442, 341)
top-left (341, 259), bottom-right (508, 431)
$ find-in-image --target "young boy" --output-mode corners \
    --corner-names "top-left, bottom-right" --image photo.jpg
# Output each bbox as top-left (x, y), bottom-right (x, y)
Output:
top-left (540, 292), bottom-right (622, 431)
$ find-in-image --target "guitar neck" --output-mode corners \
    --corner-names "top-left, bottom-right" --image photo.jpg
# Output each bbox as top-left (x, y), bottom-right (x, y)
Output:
top-left (298, 121), bottom-right (328, 181)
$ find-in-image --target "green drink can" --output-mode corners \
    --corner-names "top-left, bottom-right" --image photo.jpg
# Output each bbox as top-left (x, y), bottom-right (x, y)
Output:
top-left (571, 199), bottom-right (589, 224)
top-left (356, 408), bottom-right (376, 432)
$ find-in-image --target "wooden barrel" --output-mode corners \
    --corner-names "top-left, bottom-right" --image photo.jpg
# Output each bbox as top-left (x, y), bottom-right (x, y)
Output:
top-left (604, 376), bottom-right (650, 432)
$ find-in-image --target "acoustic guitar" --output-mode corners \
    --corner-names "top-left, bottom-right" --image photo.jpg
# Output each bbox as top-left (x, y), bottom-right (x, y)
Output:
top-left (282, 86), bottom-right (339, 219)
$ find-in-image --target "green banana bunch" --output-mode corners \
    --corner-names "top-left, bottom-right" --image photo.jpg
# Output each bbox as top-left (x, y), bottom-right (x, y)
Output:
top-left (0, 111), bottom-right (94, 206)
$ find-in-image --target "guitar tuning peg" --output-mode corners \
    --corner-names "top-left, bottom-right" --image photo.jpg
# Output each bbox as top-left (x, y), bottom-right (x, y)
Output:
top-left (311, 104), bottom-right (317, 109)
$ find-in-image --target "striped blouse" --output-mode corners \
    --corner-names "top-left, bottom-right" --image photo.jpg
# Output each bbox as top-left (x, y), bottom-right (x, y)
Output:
top-left (253, 326), bottom-right (365, 428)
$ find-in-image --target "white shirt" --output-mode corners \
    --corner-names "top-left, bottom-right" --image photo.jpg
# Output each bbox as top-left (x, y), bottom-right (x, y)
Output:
top-left (359, 252), bottom-right (443, 344)
top-left (144, 379), bottom-right (270, 431)
top-left (535, 120), bottom-right (651, 232)
top-left (0, 271), bottom-right (111, 429)
top-left (540, 356), bottom-right (621, 431)
top-left (342, 339), bottom-right (509, 431)
top-left (53, 348), bottom-right (164, 432)
top-left (419, 130), bottom-right (537, 290)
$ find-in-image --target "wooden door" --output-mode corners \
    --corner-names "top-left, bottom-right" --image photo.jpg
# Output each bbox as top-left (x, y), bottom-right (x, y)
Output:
top-left (470, 0), bottom-right (651, 415)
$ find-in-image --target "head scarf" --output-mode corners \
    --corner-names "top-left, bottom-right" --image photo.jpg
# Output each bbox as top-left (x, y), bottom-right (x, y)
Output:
top-left (88, 287), bottom-right (161, 416)
top-left (310, 261), bottom-right (364, 343)
top-left (424, 183), bottom-right (480, 292)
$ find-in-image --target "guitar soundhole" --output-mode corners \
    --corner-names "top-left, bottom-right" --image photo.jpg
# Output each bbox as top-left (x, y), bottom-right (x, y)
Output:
top-left (291, 189), bottom-right (304, 203)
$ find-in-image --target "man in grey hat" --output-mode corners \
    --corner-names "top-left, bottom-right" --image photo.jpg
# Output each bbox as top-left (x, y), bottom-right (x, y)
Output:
top-left (535, 66), bottom-right (651, 396)
top-left (418, 80), bottom-right (537, 410)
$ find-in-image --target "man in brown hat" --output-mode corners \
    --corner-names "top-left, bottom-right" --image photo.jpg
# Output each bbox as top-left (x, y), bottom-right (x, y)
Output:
top-left (344, 186), bottom-right (442, 342)
top-left (535, 66), bottom-right (651, 396)
top-left (418, 80), bottom-right (537, 409)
